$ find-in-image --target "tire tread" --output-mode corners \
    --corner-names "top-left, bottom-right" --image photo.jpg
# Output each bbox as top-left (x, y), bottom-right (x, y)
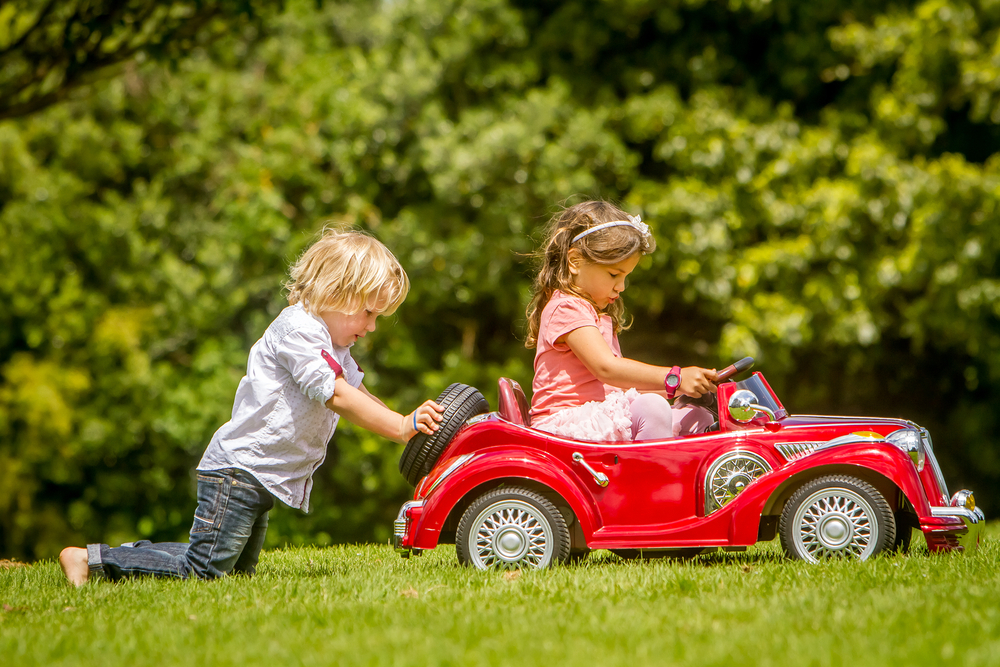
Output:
top-left (398, 383), bottom-right (489, 486)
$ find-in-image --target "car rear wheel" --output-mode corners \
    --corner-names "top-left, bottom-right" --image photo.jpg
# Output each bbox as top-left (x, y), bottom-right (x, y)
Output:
top-left (456, 487), bottom-right (570, 570)
top-left (779, 475), bottom-right (896, 562)
top-left (398, 383), bottom-right (489, 486)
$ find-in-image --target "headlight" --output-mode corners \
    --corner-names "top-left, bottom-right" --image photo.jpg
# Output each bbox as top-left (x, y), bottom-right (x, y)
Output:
top-left (886, 428), bottom-right (925, 471)
top-left (951, 490), bottom-right (975, 511)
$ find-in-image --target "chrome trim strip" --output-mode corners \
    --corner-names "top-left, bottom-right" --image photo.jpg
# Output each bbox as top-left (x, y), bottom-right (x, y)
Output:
top-left (774, 433), bottom-right (885, 462)
top-left (424, 453), bottom-right (474, 496)
top-left (466, 413), bottom-right (493, 427)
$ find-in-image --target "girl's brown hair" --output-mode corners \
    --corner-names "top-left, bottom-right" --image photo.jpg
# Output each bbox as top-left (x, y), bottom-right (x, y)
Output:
top-left (525, 200), bottom-right (656, 348)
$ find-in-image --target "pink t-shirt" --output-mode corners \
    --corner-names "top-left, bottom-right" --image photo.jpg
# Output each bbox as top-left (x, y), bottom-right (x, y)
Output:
top-left (530, 290), bottom-right (622, 421)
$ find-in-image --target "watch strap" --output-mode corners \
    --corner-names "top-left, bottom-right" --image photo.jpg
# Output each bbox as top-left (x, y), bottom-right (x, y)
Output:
top-left (664, 365), bottom-right (682, 399)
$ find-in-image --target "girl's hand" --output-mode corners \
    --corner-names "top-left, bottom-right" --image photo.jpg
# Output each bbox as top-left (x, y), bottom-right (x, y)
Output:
top-left (400, 400), bottom-right (444, 441)
top-left (679, 367), bottom-right (718, 398)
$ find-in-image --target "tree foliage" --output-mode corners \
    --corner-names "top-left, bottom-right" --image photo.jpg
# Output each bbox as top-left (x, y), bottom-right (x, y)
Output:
top-left (2, 0), bottom-right (999, 560)
top-left (0, 0), bottom-right (280, 119)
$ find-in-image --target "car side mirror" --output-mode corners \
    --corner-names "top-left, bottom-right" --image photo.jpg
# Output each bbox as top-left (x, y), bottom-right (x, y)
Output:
top-left (728, 389), bottom-right (776, 423)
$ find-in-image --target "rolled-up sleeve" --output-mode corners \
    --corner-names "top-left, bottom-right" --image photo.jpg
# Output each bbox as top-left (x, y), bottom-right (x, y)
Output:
top-left (274, 328), bottom-right (339, 404)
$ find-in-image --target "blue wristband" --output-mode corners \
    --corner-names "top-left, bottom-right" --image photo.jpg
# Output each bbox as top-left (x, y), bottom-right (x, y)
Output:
top-left (413, 412), bottom-right (418, 432)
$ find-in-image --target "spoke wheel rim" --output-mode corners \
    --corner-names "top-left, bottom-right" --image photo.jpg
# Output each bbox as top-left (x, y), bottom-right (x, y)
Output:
top-left (793, 486), bottom-right (879, 562)
top-left (705, 451), bottom-right (771, 514)
top-left (711, 458), bottom-right (768, 509)
top-left (468, 500), bottom-right (553, 570)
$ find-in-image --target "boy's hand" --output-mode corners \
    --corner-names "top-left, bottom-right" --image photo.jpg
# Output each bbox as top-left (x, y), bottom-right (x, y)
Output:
top-left (679, 367), bottom-right (718, 398)
top-left (400, 400), bottom-right (444, 441)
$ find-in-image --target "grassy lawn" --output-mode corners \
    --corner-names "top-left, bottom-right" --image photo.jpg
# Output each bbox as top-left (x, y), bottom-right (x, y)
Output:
top-left (2, 524), bottom-right (998, 667)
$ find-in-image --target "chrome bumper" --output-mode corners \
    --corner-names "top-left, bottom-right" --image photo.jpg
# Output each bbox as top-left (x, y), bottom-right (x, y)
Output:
top-left (930, 505), bottom-right (986, 551)
top-left (928, 489), bottom-right (986, 551)
top-left (393, 500), bottom-right (424, 557)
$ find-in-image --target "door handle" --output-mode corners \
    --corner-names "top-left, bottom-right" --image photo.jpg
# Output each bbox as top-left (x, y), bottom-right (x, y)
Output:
top-left (572, 452), bottom-right (609, 487)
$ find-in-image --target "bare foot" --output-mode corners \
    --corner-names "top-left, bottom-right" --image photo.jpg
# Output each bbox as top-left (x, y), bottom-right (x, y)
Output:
top-left (59, 547), bottom-right (90, 586)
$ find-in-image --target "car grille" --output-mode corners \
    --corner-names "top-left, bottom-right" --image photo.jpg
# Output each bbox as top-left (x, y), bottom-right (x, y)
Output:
top-left (775, 442), bottom-right (823, 460)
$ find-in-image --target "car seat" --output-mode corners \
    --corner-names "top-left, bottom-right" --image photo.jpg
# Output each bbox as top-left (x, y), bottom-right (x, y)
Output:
top-left (497, 377), bottom-right (531, 427)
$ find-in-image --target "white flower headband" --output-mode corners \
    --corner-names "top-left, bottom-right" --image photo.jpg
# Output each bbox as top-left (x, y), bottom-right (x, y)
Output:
top-left (571, 214), bottom-right (651, 244)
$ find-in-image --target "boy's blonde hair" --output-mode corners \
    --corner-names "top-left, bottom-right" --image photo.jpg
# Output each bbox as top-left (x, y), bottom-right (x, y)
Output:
top-left (286, 228), bottom-right (409, 315)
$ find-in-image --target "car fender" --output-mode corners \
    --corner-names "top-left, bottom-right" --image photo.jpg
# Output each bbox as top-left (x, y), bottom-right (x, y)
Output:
top-left (411, 445), bottom-right (599, 550)
top-left (721, 443), bottom-right (932, 543)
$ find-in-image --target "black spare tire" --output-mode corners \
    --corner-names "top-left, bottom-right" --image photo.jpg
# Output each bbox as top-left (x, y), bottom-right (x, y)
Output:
top-left (398, 383), bottom-right (490, 486)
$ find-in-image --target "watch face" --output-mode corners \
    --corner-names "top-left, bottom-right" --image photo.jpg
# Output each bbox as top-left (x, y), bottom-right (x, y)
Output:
top-left (666, 375), bottom-right (680, 388)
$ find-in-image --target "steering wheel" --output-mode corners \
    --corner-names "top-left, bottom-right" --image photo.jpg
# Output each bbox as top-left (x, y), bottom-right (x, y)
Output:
top-left (715, 356), bottom-right (755, 383)
top-left (677, 357), bottom-right (755, 427)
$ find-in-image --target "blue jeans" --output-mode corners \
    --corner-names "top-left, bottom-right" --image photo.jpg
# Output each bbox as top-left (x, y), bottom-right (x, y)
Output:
top-left (87, 468), bottom-right (274, 580)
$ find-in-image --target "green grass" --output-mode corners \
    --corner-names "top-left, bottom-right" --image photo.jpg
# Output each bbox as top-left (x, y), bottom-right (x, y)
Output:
top-left (3, 525), bottom-right (999, 667)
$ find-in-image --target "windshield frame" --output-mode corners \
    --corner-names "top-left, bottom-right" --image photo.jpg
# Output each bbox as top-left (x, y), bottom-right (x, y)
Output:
top-left (735, 372), bottom-right (787, 420)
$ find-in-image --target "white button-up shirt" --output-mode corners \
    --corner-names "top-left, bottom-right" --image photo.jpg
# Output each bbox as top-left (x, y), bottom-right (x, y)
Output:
top-left (198, 303), bottom-right (363, 512)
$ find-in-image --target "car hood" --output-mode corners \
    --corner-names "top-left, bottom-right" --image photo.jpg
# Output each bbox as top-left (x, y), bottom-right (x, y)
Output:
top-left (779, 414), bottom-right (912, 431)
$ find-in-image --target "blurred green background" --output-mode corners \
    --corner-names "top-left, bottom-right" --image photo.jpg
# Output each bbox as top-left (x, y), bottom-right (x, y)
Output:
top-left (2, 0), bottom-right (998, 561)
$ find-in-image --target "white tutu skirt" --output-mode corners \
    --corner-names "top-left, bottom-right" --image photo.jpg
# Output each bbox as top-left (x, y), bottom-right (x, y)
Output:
top-left (532, 389), bottom-right (640, 442)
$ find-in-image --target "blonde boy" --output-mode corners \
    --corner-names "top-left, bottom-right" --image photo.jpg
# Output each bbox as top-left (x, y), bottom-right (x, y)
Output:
top-left (60, 229), bottom-right (442, 584)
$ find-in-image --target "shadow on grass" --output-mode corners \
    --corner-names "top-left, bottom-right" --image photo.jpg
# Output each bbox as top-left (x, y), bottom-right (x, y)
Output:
top-left (572, 542), bottom-right (941, 569)
top-left (580, 547), bottom-right (785, 569)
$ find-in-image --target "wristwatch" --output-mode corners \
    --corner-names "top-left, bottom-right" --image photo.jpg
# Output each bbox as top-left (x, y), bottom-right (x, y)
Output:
top-left (664, 366), bottom-right (682, 399)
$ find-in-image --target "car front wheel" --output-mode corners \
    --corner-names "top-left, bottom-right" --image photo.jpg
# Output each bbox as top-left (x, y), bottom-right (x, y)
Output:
top-left (779, 475), bottom-right (896, 562)
top-left (456, 487), bottom-right (570, 570)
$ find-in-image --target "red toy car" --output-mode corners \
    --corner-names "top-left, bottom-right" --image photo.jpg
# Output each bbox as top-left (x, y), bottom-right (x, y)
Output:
top-left (394, 359), bottom-right (985, 569)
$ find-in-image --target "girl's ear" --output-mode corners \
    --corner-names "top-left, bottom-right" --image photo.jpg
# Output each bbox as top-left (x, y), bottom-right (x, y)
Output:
top-left (567, 248), bottom-right (583, 276)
